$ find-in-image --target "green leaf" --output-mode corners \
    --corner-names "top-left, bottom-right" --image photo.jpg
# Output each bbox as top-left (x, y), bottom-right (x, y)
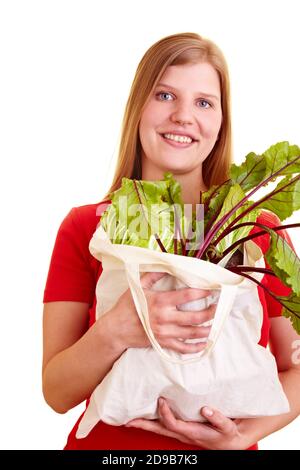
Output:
top-left (264, 141), bottom-right (291, 177)
top-left (212, 184), bottom-right (260, 253)
top-left (263, 141), bottom-right (300, 177)
top-left (257, 175), bottom-right (300, 220)
top-left (229, 142), bottom-right (300, 193)
top-left (230, 152), bottom-right (266, 192)
top-left (100, 174), bottom-right (186, 253)
top-left (279, 293), bottom-right (300, 334)
top-left (202, 181), bottom-right (232, 231)
top-left (265, 229), bottom-right (300, 296)
top-left (164, 172), bottom-right (183, 205)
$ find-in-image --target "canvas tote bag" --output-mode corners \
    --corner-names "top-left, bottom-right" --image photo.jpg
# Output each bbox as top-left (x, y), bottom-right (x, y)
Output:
top-left (76, 225), bottom-right (289, 438)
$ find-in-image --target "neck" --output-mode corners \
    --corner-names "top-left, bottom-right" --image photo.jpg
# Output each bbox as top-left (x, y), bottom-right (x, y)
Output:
top-left (179, 174), bottom-right (207, 205)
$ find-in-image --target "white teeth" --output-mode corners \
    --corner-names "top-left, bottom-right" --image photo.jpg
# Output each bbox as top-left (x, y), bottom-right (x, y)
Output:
top-left (163, 133), bottom-right (193, 144)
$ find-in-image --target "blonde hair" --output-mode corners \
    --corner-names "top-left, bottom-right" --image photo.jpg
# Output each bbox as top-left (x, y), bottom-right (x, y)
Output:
top-left (103, 32), bottom-right (232, 200)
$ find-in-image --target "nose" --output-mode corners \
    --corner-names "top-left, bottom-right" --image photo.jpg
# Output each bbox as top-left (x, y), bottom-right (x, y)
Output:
top-left (170, 100), bottom-right (194, 126)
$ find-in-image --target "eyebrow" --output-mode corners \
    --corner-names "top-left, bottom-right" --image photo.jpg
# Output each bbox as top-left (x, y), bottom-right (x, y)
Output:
top-left (156, 82), bottom-right (220, 101)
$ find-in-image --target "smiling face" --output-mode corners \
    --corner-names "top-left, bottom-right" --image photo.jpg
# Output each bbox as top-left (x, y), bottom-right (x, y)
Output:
top-left (139, 62), bottom-right (223, 187)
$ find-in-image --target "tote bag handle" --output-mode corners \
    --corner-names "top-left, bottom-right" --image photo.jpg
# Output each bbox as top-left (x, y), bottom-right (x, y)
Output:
top-left (125, 262), bottom-right (238, 365)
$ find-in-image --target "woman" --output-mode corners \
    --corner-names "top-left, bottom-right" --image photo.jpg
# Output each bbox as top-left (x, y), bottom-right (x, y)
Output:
top-left (42, 32), bottom-right (300, 450)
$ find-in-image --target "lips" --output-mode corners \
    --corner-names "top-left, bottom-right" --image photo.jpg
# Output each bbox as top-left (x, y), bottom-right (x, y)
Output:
top-left (160, 131), bottom-right (198, 142)
top-left (160, 134), bottom-right (196, 148)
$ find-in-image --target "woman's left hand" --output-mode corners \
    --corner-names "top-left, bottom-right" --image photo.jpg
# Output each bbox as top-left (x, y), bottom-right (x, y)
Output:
top-left (125, 398), bottom-right (252, 450)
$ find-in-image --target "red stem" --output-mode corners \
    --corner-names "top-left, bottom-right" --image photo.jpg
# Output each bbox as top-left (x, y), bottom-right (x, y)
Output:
top-left (219, 222), bottom-right (300, 259)
top-left (234, 271), bottom-right (300, 320)
top-left (195, 154), bottom-right (300, 259)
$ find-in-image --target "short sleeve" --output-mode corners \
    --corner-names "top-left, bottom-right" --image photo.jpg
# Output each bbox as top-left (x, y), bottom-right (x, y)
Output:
top-left (252, 211), bottom-right (295, 318)
top-left (43, 207), bottom-right (97, 306)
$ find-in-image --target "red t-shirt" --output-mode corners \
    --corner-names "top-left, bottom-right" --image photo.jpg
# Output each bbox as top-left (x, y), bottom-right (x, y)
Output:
top-left (43, 203), bottom-right (293, 450)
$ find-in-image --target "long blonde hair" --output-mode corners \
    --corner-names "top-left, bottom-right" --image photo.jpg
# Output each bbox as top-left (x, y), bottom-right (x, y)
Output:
top-left (103, 32), bottom-right (232, 200)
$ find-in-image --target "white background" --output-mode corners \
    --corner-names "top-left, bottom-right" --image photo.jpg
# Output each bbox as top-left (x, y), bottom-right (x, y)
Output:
top-left (0, 0), bottom-right (299, 450)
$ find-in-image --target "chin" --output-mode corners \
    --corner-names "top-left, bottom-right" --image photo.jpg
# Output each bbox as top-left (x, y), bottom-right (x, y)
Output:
top-left (160, 155), bottom-right (201, 173)
top-left (160, 165), bottom-right (197, 178)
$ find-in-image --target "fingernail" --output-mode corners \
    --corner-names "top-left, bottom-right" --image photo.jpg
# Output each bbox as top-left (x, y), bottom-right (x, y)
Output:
top-left (159, 398), bottom-right (165, 406)
top-left (203, 406), bottom-right (213, 417)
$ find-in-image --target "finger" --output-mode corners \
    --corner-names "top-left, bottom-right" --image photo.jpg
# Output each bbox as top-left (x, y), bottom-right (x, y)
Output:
top-left (158, 399), bottom-right (211, 443)
top-left (165, 338), bottom-right (208, 354)
top-left (125, 419), bottom-right (168, 435)
top-left (140, 271), bottom-right (167, 289)
top-left (158, 398), bottom-right (179, 432)
top-left (159, 287), bottom-right (212, 308)
top-left (125, 418), bottom-right (193, 444)
top-left (158, 324), bottom-right (211, 340)
top-left (200, 407), bottom-right (236, 435)
top-left (170, 303), bottom-right (216, 326)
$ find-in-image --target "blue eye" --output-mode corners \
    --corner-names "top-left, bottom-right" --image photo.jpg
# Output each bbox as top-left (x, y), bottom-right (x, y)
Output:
top-left (156, 91), bottom-right (173, 101)
top-left (198, 99), bottom-right (211, 109)
top-left (156, 91), bottom-right (212, 108)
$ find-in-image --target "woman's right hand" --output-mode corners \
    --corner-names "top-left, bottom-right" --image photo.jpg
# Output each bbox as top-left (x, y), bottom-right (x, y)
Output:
top-left (106, 272), bottom-right (216, 354)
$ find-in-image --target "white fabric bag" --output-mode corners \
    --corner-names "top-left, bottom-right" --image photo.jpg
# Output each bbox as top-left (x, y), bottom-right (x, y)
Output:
top-left (76, 225), bottom-right (289, 439)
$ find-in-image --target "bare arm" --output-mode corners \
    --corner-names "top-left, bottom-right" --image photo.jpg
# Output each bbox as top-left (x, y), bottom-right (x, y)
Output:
top-left (42, 301), bottom-right (125, 414)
